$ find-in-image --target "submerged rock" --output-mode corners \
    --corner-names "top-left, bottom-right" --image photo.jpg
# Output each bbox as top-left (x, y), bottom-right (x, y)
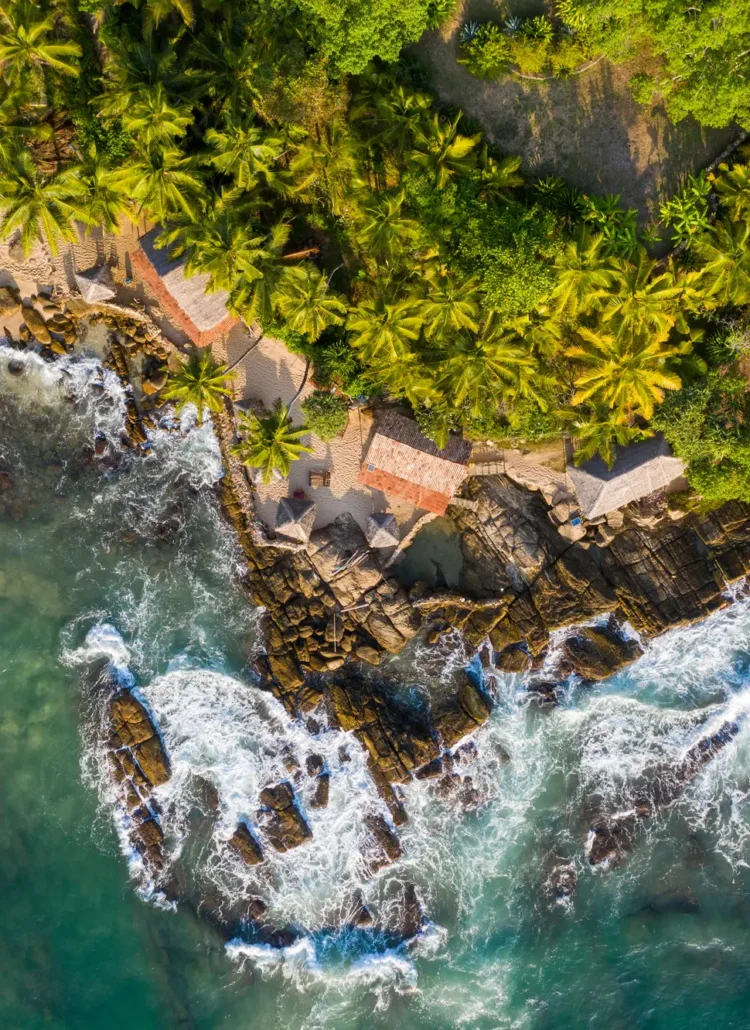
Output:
top-left (587, 718), bottom-right (741, 869)
top-left (561, 616), bottom-right (643, 681)
top-left (361, 813), bottom-right (403, 874)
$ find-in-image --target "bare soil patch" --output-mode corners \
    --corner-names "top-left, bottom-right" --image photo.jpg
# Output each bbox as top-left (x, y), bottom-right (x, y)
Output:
top-left (413, 0), bottom-right (735, 222)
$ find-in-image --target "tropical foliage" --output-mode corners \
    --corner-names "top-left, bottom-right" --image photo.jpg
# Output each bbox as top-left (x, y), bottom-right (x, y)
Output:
top-left (2, 0), bottom-right (750, 500)
top-left (301, 389), bottom-right (350, 440)
top-left (233, 399), bottom-right (313, 483)
top-left (460, 1), bottom-right (750, 131)
top-left (162, 348), bottom-right (235, 424)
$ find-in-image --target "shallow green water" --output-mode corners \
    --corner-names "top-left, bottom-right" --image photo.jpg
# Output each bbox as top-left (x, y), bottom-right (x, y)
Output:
top-left (4, 345), bottom-right (750, 1029)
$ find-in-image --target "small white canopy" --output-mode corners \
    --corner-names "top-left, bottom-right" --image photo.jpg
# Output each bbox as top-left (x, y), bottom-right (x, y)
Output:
top-left (74, 264), bottom-right (116, 303)
top-left (276, 497), bottom-right (316, 543)
top-left (366, 512), bottom-right (399, 548)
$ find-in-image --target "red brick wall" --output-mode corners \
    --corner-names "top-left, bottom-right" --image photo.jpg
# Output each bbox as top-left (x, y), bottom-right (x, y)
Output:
top-left (358, 465), bottom-right (451, 515)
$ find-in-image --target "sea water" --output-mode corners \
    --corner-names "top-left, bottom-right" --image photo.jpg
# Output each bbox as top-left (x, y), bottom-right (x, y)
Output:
top-left (4, 343), bottom-right (750, 1029)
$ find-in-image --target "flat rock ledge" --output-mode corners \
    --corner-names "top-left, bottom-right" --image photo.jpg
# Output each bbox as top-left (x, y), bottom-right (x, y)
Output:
top-left (106, 689), bottom-right (171, 871)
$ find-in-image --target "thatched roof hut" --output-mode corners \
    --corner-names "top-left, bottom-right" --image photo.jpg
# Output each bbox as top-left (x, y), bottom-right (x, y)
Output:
top-left (275, 497), bottom-right (316, 543)
top-left (132, 228), bottom-right (238, 346)
top-left (359, 411), bottom-right (471, 515)
top-left (74, 264), bottom-right (116, 303)
top-left (567, 435), bottom-right (686, 520)
top-left (365, 512), bottom-right (400, 548)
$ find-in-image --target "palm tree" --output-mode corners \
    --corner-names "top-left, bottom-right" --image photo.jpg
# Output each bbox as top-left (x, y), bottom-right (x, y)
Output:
top-left (188, 27), bottom-right (265, 122)
top-left (273, 263), bottom-right (347, 340)
top-left (476, 145), bottom-right (523, 205)
top-left (602, 248), bottom-right (682, 341)
top-left (713, 161), bottom-right (750, 221)
top-left (567, 326), bottom-right (684, 420)
top-left (373, 84), bottom-right (432, 155)
top-left (421, 270), bottom-right (481, 338)
top-left (0, 1), bottom-right (81, 88)
top-left (205, 117), bottom-right (284, 190)
top-left (354, 192), bottom-right (420, 266)
top-left (67, 147), bottom-right (133, 235)
top-left (232, 399), bottom-right (312, 484)
top-left (227, 219), bottom-right (292, 324)
top-left (109, 146), bottom-right (202, 222)
top-left (143, 0), bottom-right (194, 36)
top-left (412, 113), bottom-right (480, 188)
top-left (347, 293), bottom-right (422, 364)
top-left (693, 217), bottom-right (750, 307)
top-left (549, 228), bottom-right (613, 319)
top-left (432, 329), bottom-right (537, 416)
top-left (159, 199), bottom-right (270, 294)
top-left (162, 348), bottom-right (235, 425)
top-left (122, 82), bottom-right (193, 146)
top-left (290, 121), bottom-right (357, 216)
top-left (562, 406), bottom-right (649, 469)
top-left (0, 149), bottom-right (81, 256)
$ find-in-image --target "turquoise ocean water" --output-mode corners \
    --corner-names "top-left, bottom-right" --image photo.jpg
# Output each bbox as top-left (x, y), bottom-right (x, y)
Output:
top-left (4, 343), bottom-right (750, 1029)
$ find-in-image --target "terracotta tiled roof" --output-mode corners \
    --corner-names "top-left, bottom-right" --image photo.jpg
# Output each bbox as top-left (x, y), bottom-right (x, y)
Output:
top-left (133, 228), bottom-right (239, 347)
top-left (358, 413), bottom-right (470, 515)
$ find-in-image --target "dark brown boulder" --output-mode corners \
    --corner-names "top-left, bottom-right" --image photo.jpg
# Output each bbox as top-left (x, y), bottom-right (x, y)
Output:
top-left (133, 734), bottom-right (171, 787)
top-left (434, 681), bottom-right (492, 750)
top-left (309, 772), bottom-right (330, 809)
top-left (397, 883), bottom-right (424, 940)
top-left (305, 753), bottom-right (324, 777)
top-left (22, 306), bottom-right (51, 345)
top-left (109, 690), bottom-right (155, 748)
top-left (361, 813), bottom-right (403, 874)
top-left (561, 616), bottom-right (643, 682)
top-left (229, 823), bottom-right (264, 865)
top-left (414, 757), bottom-right (443, 780)
top-left (495, 646), bottom-right (532, 674)
top-left (257, 782), bottom-right (312, 852)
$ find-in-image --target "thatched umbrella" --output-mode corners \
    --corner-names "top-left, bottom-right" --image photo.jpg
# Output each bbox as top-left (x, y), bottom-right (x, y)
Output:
top-left (365, 512), bottom-right (399, 548)
top-left (275, 497), bottom-right (316, 544)
top-left (74, 264), bottom-right (116, 303)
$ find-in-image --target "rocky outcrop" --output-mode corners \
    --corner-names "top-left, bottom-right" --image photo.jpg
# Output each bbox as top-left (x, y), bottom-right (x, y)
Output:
top-left (229, 822), bottom-right (264, 865)
top-left (212, 403), bottom-right (420, 706)
top-left (442, 477), bottom-right (750, 681)
top-left (256, 782), bottom-right (312, 852)
top-left (106, 689), bottom-right (171, 871)
top-left (559, 616), bottom-right (643, 681)
top-left (587, 717), bottom-right (740, 868)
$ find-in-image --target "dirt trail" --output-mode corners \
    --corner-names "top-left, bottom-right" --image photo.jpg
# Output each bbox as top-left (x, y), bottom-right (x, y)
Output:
top-left (413, 0), bottom-right (735, 221)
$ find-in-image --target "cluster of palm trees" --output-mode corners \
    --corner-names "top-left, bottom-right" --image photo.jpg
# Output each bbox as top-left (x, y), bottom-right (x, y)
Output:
top-left (1, 0), bottom-right (750, 474)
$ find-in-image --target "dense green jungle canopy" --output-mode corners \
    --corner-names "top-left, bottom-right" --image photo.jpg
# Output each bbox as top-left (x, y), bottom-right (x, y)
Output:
top-left (1, 0), bottom-right (750, 502)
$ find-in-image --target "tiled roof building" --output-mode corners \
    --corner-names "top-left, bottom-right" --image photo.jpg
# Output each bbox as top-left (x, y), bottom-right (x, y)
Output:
top-left (359, 411), bottom-right (471, 515)
top-left (132, 227), bottom-right (239, 347)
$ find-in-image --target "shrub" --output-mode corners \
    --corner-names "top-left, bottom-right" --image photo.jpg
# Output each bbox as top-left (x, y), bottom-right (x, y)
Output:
top-left (310, 333), bottom-right (375, 398)
top-left (301, 390), bottom-right (351, 440)
top-left (651, 370), bottom-right (750, 504)
top-left (659, 172), bottom-right (712, 247)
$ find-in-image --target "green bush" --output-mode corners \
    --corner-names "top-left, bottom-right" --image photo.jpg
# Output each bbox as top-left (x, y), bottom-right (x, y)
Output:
top-left (310, 333), bottom-right (375, 398)
top-left (458, 15), bottom-right (595, 80)
top-left (301, 390), bottom-right (351, 441)
top-left (659, 172), bottom-right (712, 247)
top-left (652, 370), bottom-right (750, 504)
